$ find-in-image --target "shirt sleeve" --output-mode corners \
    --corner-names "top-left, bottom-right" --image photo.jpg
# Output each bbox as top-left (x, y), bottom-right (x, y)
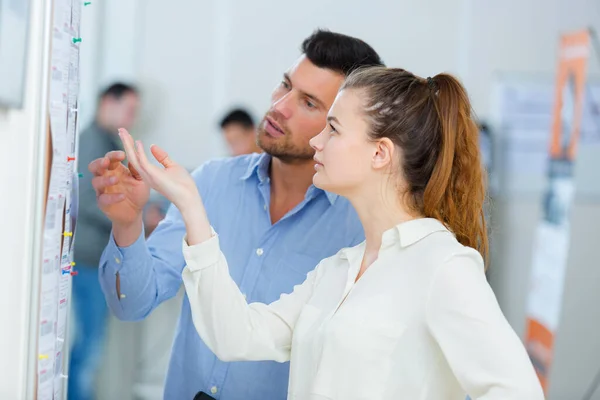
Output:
top-left (425, 249), bottom-right (545, 400)
top-left (182, 231), bottom-right (318, 363)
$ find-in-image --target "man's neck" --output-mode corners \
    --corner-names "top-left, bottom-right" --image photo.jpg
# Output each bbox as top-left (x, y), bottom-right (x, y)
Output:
top-left (94, 117), bottom-right (114, 134)
top-left (268, 156), bottom-right (315, 223)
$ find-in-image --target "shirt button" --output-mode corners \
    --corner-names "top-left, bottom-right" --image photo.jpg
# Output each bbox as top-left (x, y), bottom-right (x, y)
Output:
top-left (263, 204), bottom-right (267, 211)
top-left (210, 386), bottom-right (218, 394)
top-left (114, 257), bottom-right (121, 264)
top-left (256, 248), bottom-right (264, 256)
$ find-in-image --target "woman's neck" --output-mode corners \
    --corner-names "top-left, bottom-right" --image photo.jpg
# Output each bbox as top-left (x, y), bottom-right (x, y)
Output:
top-left (349, 186), bottom-right (419, 264)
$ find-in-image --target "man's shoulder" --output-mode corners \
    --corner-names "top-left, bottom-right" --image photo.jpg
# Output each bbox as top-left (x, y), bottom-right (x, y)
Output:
top-left (79, 122), bottom-right (109, 139)
top-left (202, 152), bottom-right (261, 169)
top-left (191, 153), bottom-right (262, 182)
top-left (78, 125), bottom-right (114, 156)
top-left (78, 125), bottom-right (99, 143)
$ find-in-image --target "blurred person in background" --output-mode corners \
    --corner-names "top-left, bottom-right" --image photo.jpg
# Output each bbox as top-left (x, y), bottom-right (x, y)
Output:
top-left (69, 83), bottom-right (139, 400)
top-left (89, 30), bottom-right (383, 400)
top-left (219, 108), bottom-right (260, 156)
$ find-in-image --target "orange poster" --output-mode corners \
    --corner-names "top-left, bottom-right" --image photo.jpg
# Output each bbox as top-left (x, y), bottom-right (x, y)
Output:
top-left (524, 29), bottom-right (590, 394)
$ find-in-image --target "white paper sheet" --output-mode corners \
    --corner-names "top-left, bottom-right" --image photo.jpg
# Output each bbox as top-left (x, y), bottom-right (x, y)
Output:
top-left (37, 0), bottom-right (82, 397)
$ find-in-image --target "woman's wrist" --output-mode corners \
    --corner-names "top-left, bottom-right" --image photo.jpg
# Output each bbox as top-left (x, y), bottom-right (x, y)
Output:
top-left (179, 196), bottom-right (213, 245)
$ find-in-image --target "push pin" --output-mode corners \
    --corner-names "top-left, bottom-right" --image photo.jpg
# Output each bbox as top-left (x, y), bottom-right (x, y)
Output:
top-left (72, 37), bottom-right (82, 44)
top-left (84, 1), bottom-right (91, 5)
top-left (70, 271), bottom-right (78, 276)
top-left (39, 354), bottom-right (49, 360)
top-left (61, 269), bottom-right (70, 275)
top-left (71, 262), bottom-right (76, 266)
top-left (78, 173), bottom-right (83, 178)
top-left (67, 156), bottom-right (76, 162)
top-left (63, 231), bottom-right (72, 237)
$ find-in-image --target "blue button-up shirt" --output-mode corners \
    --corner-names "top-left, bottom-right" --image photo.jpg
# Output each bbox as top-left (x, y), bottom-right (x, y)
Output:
top-left (99, 153), bottom-right (364, 400)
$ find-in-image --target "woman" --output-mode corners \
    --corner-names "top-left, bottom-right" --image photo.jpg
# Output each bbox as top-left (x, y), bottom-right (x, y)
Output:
top-left (118, 67), bottom-right (544, 399)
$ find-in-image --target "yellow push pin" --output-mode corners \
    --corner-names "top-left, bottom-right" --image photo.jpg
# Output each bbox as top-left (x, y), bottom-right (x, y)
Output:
top-left (71, 262), bottom-right (76, 266)
top-left (63, 232), bottom-right (73, 237)
top-left (39, 354), bottom-right (49, 360)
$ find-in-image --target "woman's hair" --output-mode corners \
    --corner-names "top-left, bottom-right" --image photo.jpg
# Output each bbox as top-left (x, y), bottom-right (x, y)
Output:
top-left (342, 67), bottom-right (488, 261)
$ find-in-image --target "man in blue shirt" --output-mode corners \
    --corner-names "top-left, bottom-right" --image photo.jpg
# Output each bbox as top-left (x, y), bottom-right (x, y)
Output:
top-left (89, 30), bottom-right (383, 400)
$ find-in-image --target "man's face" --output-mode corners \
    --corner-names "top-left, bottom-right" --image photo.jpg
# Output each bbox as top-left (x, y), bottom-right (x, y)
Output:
top-left (222, 123), bottom-right (257, 156)
top-left (103, 92), bottom-right (140, 131)
top-left (256, 55), bottom-right (344, 164)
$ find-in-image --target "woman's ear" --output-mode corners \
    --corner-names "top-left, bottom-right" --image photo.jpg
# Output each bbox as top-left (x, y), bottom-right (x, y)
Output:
top-left (372, 137), bottom-right (395, 171)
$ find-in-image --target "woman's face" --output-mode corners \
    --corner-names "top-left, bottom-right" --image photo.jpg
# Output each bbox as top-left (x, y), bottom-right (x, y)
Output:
top-left (309, 89), bottom-right (379, 196)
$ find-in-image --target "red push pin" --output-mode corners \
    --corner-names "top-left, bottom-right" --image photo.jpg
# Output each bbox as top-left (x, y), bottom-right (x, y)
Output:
top-left (67, 156), bottom-right (76, 162)
top-left (70, 271), bottom-right (78, 276)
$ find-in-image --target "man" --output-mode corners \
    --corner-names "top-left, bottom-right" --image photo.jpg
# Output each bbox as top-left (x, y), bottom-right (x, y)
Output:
top-left (90, 30), bottom-right (383, 399)
top-left (219, 108), bottom-right (261, 156)
top-left (70, 83), bottom-right (139, 400)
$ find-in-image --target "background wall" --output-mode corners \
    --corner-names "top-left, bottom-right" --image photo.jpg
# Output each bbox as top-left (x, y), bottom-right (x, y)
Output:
top-left (73, 0), bottom-right (600, 399)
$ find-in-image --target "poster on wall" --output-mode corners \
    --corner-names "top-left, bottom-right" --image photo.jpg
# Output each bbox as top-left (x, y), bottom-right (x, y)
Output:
top-left (37, 0), bottom-right (82, 398)
top-left (524, 29), bottom-right (591, 394)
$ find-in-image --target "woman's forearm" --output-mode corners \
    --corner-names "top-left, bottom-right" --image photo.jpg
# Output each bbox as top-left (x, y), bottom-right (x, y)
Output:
top-left (179, 196), bottom-right (213, 245)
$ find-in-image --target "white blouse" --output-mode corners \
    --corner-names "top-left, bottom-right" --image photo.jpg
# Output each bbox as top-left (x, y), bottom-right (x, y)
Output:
top-left (181, 218), bottom-right (544, 400)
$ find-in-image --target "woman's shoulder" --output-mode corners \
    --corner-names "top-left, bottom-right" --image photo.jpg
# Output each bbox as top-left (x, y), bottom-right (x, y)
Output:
top-left (316, 241), bottom-right (366, 270)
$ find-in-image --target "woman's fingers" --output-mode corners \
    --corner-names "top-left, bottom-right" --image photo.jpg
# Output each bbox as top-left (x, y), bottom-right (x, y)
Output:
top-left (150, 144), bottom-right (175, 168)
top-left (119, 129), bottom-right (139, 167)
top-left (136, 140), bottom-right (165, 180)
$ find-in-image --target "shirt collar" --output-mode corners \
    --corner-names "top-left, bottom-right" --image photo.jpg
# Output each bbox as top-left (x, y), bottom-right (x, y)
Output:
top-left (340, 218), bottom-right (450, 260)
top-left (240, 152), bottom-right (271, 183)
top-left (391, 218), bottom-right (450, 247)
top-left (240, 152), bottom-right (338, 205)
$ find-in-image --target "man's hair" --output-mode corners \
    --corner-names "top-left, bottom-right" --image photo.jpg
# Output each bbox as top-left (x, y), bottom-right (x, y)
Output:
top-left (301, 29), bottom-right (384, 76)
top-left (99, 82), bottom-right (138, 100)
top-left (219, 108), bottom-right (255, 130)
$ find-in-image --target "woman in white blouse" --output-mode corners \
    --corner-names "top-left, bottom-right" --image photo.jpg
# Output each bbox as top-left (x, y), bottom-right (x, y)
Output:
top-left (118, 67), bottom-right (544, 399)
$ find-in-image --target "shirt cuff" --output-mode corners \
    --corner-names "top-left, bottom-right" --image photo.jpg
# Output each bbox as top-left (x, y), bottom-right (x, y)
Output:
top-left (182, 227), bottom-right (220, 272)
top-left (104, 228), bottom-right (147, 274)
